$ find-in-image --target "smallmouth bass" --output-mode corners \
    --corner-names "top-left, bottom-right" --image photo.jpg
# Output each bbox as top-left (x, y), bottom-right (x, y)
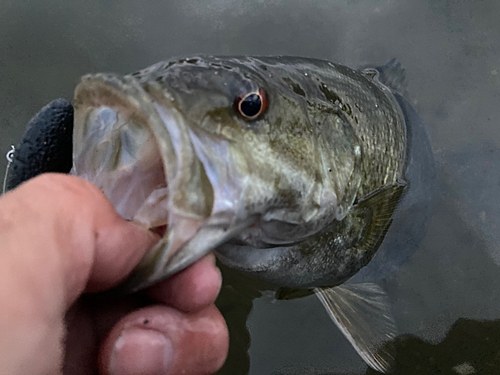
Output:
top-left (4, 56), bottom-right (436, 373)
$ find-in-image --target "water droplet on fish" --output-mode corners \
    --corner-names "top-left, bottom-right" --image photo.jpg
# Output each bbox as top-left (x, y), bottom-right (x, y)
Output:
top-left (375, 104), bottom-right (379, 108)
top-left (304, 72), bottom-right (309, 77)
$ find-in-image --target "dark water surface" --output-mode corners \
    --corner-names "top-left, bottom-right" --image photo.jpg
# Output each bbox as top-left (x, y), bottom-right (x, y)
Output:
top-left (1, 1), bottom-right (500, 374)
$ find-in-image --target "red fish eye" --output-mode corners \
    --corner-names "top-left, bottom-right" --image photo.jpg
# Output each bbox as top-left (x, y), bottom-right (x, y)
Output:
top-left (235, 89), bottom-right (268, 120)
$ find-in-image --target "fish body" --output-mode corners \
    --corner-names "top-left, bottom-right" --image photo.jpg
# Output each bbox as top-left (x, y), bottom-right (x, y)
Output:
top-left (72, 56), bottom-right (407, 292)
top-left (5, 56), bottom-right (435, 373)
top-left (70, 56), bottom-right (412, 372)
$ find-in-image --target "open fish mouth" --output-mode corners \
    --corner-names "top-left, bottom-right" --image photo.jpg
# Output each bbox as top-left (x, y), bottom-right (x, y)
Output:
top-left (71, 74), bottom-right (233, 293)
top-left (75, 104), bottom-right (169, 234)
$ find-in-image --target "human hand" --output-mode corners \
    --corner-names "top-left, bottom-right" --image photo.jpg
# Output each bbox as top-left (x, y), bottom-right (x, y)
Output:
top-left (0, 173), bottom-right (228, 375)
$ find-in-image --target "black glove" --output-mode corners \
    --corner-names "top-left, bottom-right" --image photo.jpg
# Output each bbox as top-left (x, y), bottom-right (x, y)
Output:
top-left (4, 99), bottom-right (74, 191)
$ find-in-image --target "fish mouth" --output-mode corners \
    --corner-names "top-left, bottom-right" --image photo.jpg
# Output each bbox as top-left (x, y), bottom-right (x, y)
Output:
top-left (75, 104), bottom-right (169, 233)
top-left (72, 74), bottom-right (229, 293)
top-left (72, 75), bottom-right (174, 237)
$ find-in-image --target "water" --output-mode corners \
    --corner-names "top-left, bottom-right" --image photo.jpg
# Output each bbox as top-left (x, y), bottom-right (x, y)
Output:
top-left (1, 1), bottom-right (500, 373)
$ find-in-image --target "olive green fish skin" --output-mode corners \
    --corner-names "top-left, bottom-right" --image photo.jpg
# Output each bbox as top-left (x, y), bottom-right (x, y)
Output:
top-left (73, 55), bottom-right (407, 291)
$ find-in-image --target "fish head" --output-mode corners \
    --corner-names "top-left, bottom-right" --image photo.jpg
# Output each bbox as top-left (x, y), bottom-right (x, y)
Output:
top-left (72, 56), bottom-right (361, 291)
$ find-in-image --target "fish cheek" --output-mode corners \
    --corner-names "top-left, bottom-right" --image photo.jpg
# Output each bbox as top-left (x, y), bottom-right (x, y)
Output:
top-left (266, 98), bottom-right (318, 175)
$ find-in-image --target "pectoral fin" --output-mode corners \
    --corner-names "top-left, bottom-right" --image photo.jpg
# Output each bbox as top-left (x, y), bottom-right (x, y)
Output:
top-left (352, 181), bottom-right (406, 257)
top-left (362, 58), bottom-right (408, 96)
top-left (314, 283), bottom-right (396, 373)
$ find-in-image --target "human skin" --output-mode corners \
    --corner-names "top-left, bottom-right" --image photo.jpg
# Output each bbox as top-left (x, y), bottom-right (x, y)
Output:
top-left (0, 173), bottom-right (229, 375)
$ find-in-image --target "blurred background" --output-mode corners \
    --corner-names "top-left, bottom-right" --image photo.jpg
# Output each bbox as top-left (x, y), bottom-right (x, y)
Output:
top-left (1, 1), bottom-right (500, 374)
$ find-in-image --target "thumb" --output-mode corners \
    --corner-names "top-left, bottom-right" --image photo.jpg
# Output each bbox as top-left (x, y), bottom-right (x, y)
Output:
top-left (0, 173), bottom-right (159, 374)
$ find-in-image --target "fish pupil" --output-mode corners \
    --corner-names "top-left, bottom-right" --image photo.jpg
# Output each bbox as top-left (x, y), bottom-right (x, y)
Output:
top-left (240, 93), bottom-right (262, 118)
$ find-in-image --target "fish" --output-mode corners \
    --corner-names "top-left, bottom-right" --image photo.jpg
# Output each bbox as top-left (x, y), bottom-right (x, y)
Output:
top-left (3, 56), bottom-right (436, 373)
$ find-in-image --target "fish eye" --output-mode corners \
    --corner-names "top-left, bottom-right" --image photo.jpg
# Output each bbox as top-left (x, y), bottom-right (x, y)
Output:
top-left (235, 89), bottom-right (268, 120)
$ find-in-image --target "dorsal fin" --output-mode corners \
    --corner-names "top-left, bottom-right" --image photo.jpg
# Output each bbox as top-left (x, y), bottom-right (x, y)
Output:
top-left (362, 58), bottom-right (407, 96)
